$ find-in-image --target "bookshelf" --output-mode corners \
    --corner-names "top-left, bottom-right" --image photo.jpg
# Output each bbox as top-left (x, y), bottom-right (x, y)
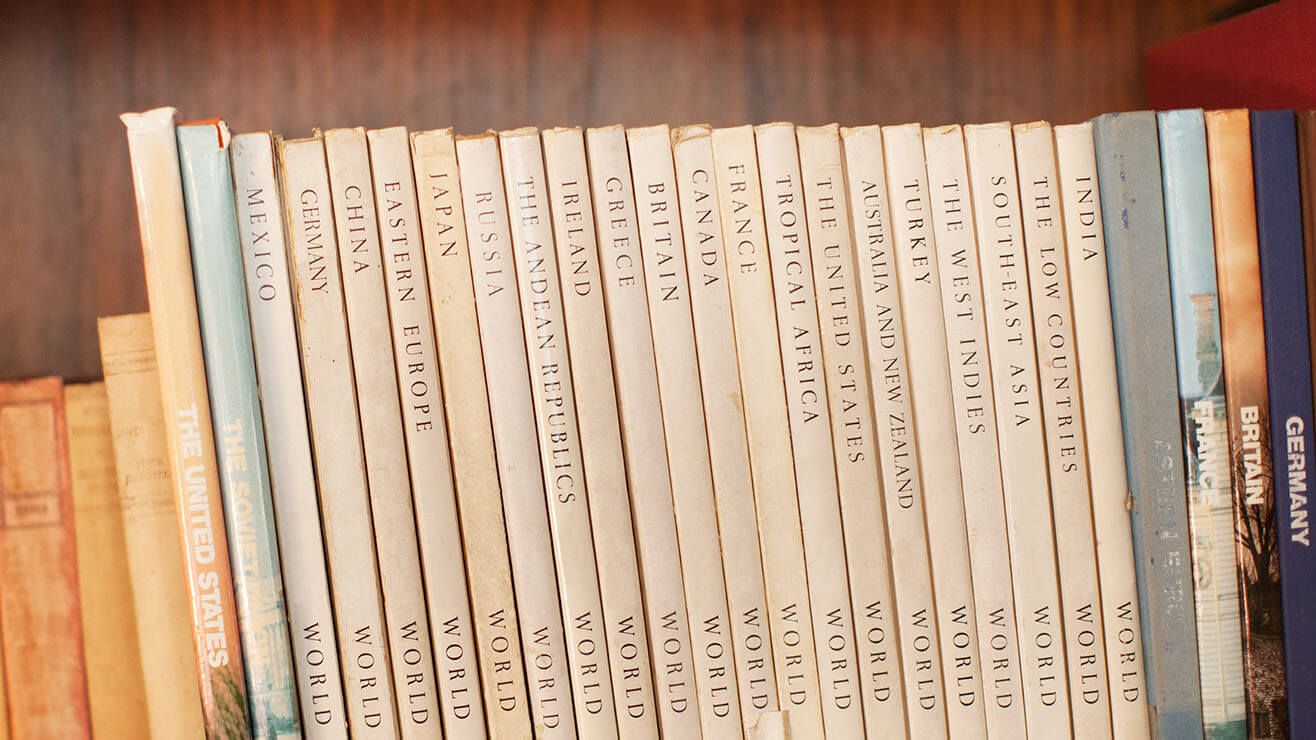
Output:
top-left (2, 0), bottom-right (1235, 382)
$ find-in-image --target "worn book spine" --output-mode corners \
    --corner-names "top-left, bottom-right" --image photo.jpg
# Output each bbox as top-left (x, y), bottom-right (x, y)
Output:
top-left (671, 124), bottom-right (779, 732)
top-left (710, 124), bottom-right (825, 740)
top-left (585, 124), bottom-right (702, 738)
top-left (920, 123), bottom-right (1029, 739)
top-left (1093, 110), bottom-right (1204, 740)
top-left (231, 132), bottom-right (350, 737)
top-left (411, 128), bottom-right (533, 738)
top-left (98, 313), bottom-right (208, 739)
top-left (121, 107), bottom-right (250, 736)
top-left (964, 122), bottom-right (1072, 736)
top-left (541, 126), bottom-right (660, 736)
top-left (796, 123), bottom-right (905, 735)
top-left (455, 132), bottom-right (577, 738)
top-left (279, 134), bottom-right (398, 738)
top-left (1156, 108), bottom-right (1247, 738)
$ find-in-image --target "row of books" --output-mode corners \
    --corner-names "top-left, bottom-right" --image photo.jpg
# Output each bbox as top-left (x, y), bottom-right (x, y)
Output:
top-left (2, 106), bottom-right (1312, 740)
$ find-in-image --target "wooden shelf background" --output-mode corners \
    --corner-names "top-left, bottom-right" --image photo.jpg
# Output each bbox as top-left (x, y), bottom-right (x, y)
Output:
top-left (1, 0), bottom-right (1236, 381)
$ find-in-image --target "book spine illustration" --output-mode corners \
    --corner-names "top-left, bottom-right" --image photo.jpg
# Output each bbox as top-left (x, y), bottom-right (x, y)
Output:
top-left (671, 124), bottom-right (780, 731)
top-left (411, 128), bottom-right (533, 738)
top-left (98, 313), bottom-right (209, 740)
top-left (755, 122), bottom-right (866, 740)
top-left (1156, 108), bottom-right (1247, 738)
top-left (796, 123), bottom-right (905, 735)
top-left (710, 124), bottom-right (826, 740)
top-left (964, 122), bottom-right (1072, 736)
top-left (231, 132), bottom-right (350, 737)
top-left (1014, 121), bottom-right (1113, 737)
top-left (278, 134), bottom-right (398, 738)
top-left (585, 124), bottom-right (703, 738)
top-left (1093, 110), bottom-right (1204, 740)
top-left (541, 126), bottom-right (660, 736)
top-left (121, 107), bottom-right (250, 735)
top-left (920, 123), bottom-right (1029, 739)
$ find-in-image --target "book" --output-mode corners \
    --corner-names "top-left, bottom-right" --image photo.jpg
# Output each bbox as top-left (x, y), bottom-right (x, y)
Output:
top-left (541, 126), bottom-right (661, 735)
top-left (121, 107), bottom-right (249, 736)
top-left (1304, 113), bottom-right (1316, 410)
top-left (0, 378), bottom-right (90, 738)
top-left (231, 131), bottom-right (349, 736)
top-left (177, 120), bottom-right (301, 739)
top-left (1093, 110), bottom-right (1204, 740)
top-left (411, 128), bottom-right (534, 738)
top-left (1157, 108), bottom-right (1248, 738)
top-left (279, 133), bottom-right (399, 737)
top-left (64, 382), bottom-right (149, 738)
top-left (710, 124), bottom-right (826, 740)
top-left (920, 123), bottom-right (1029, 738)
top-left (964, 122), bottom-right (1072, 736)
top-left (99, 313), bottom-right (209, 740)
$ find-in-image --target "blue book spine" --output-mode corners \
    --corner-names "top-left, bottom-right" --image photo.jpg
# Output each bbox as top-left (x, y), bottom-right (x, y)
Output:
top-left (1254, 109), bottom-right (1309, 740)
top-left (177, 122), bottom-right (302, 739)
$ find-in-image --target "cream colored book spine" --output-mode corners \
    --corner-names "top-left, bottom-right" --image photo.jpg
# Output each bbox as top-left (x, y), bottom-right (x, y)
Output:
top-left (1014, 121), bottom-right (1113, 738)
top-left (279, 134), bottom-right (399, 738)
top-left (964, 122), bottom-right (1072, 735)
top-left (540, 126), bottom-right (660, 736)
top-left (411, 128), bottom-right (534, 738)
top-left (1055, 122), bottom-right (1152, 740)
top-left (367, 126), bottom-right (488, 737)
top-left (671, 124), bottom-right (779, 730)
top-left (754, 122), bottom-right (865, 740)
top-left (795, 123), bottom-right (905, 734)
top-left (584, 124), bottom-right (703, 737)
top-left (710, 124), bottom-right (826, 740)
top-left (628, 123), bottom-right (744, 738)
top-left (455, 132), bottom-right (578, 738)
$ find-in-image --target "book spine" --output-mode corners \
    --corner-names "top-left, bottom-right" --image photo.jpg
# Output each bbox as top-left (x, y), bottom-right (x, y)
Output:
top-left (98, 313), bottom-right (209, 740)
top-left (411, 128), bottom-right (534, 738)
top-left (541, 126), bottom-right (660, 735)
top-left (710, 125), bottom-right (826, 740)
top-left (585, 124), bottom-right (703, 738)
top-left (964, 122), bottom-right (1072, 735)
top-left (1303, 112), bottom-right (1316, 412)
top-left (671, 124), bottom-right (780, 729)
top-left (796, 123), bottom-right (905, 734)
top-left (455, 132), bottom-right (577, 738)
top-left (278, 134), bottom-right (399, 738)
top-left (921, 124), bottom-right (1029, 739)
top-left (231, 132), bottom-right (350, 737)
top-left (1156, 108), bottom-right (1247, 737)
top-left (120, 107), bottom-right (249, 735)
top-left (1093, 110), bottom-right (1204, 740)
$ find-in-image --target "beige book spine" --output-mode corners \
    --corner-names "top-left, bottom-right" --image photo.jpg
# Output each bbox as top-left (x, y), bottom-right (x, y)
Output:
top-left (65, 382), bottom-right (150, 738)
top-left (627, 124), bottom-right (745, 738)
top-left (98, 313), bottom-right (207, 740)
top-left (710, 125), bottom-right (826, 740)
top-left (411, 128), bottom-right (533, 738)
top-left (1014, 121), bottom-right (1113, 737)
top-left (754, 122), bottom-right (866, 740)
top-left (795, 123), bottom-right (906, 734)
top-left (584, 124), bottom-right (703, 737)
top-left (1055, 122), bottom-right (1152, 740)
top-left (541, 126), bottom-right (661, 736)
top-left (279, 134), bottom-right (399, 738)
top-left (964, 122), bottom-right (1073, 734)
top-left (671, 124), bottom-right (779, 726)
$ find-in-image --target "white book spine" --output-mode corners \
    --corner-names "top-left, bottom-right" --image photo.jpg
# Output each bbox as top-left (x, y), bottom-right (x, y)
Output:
top-left (964, 122), bottom-right (1073, 735)
top-left (795, 123), bottom-right (906, 734)
top-left (455, 133), bottom-right (577, 738)
top-left (278, 135), bottom-right (399, 738)
top-left (1055, 122), bottom-right (1151, 740)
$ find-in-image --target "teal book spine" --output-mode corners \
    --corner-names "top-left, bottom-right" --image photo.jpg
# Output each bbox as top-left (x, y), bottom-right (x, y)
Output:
top-left (1158, 109), bottom-right (1248, 740)
top-left (177, 121), bottom-right (302, 739)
